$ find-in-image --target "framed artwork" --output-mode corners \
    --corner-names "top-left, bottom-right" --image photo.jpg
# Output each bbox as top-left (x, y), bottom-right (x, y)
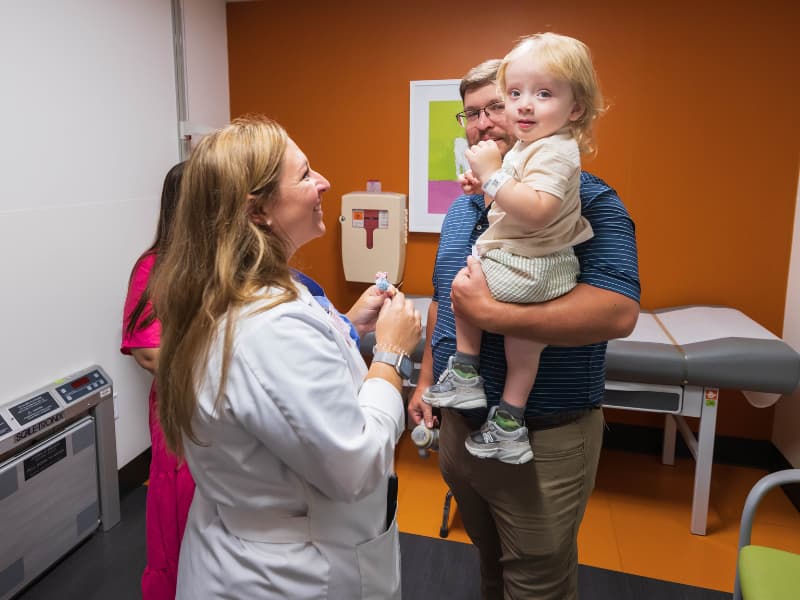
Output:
top-left (408, 79), bottom-right (467, 233)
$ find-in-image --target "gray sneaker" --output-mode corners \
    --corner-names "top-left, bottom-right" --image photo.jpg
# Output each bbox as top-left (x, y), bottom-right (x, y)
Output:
top-left (465, 407), bottom-right (533, 464)
top-left (422, 356), bottom-right (487, 409)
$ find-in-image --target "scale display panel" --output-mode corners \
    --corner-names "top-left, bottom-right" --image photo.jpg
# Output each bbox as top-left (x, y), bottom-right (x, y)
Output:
top-left (55, 370), bottom-right (108, 404)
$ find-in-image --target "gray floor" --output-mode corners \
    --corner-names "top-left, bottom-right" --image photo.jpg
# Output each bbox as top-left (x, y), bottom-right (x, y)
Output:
top-left (16, 486), bottom-right (731, 600)
top-left (400, 533), bottom-right (732, 600)
top-left (17, 486), bottom-right (147, 600)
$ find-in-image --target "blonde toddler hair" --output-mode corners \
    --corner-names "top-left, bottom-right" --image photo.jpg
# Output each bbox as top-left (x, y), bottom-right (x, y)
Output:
top-left (497, 32), bottom-right (604, 154)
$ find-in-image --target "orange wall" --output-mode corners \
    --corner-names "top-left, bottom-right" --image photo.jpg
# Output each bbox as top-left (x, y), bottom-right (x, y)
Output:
top-left (227, 0), bottom-right (800, 439)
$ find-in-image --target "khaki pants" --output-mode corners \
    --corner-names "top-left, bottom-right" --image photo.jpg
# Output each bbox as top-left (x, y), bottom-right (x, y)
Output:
top-left (439, 407), bottom-right (603, 600)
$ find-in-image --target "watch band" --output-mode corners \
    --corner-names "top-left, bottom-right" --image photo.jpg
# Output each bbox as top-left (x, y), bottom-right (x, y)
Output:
top-left (481, 169), bottom-right (512, 197)
top-left (372, 349), bottom-right (413, 380)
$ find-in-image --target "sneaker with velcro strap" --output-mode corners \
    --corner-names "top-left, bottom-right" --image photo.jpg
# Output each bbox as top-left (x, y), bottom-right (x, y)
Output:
top-left (421, 356), bottom-right (487, 409)
top-left (464, 406), bottom-right (533, 464)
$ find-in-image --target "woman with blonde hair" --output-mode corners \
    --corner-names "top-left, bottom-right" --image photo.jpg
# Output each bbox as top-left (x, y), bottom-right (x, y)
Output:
top-left (153, 115), bottom-right (420, 599)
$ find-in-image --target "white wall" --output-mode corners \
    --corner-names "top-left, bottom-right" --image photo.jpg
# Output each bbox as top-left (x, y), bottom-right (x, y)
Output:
top-left (774, 171), bottom-right (800, 467)
top-left (184, 0), bottom-right (231, 135)
top-left (0, 0), bottom-right (230, 469)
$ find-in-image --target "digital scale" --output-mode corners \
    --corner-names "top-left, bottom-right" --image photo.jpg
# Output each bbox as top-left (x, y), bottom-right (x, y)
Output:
top-left (0, 365), bottom-right (120, 599)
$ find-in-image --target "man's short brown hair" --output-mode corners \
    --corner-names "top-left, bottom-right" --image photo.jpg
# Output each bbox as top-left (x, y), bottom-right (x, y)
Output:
top-left (459, 59), bottom-right (502, 101)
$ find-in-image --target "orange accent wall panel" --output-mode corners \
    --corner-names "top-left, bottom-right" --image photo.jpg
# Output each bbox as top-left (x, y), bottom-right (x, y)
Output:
top-left (226, 1), bottom-right (800, 439)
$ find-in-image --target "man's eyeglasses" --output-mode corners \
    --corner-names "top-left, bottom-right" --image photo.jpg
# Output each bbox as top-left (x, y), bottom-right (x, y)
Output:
top-left (455, 101), bottom-right (505, 127)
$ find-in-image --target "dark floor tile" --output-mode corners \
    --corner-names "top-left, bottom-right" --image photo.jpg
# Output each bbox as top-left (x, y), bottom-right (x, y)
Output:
top-left (16, 486), bottom-right (731, 600)
top-left (17, 486), bottom-right (146, 600)
top-left (401, 533), bottom-right (731, 600)
top-left (578, 565), bottom-right (731, 600)
top-left (400, 533), bottom-right (481, 599)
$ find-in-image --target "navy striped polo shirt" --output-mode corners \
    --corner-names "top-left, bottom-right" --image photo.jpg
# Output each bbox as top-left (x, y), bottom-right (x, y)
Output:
top-left (430, 171), bottom-right (641, 416)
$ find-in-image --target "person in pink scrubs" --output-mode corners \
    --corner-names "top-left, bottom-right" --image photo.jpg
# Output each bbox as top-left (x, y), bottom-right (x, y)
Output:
top-left (121, 162), bottom-right (195, 600)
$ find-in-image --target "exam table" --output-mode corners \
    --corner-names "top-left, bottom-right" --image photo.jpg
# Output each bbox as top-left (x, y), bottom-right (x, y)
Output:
top-left (364, 303), bottom-right (800, 536)
top-left (604, 305), bottom-right (800, 535)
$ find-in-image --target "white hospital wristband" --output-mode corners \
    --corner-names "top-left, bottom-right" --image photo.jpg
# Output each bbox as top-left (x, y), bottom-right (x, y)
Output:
top-left (481, 169), bottom-right (512, 197)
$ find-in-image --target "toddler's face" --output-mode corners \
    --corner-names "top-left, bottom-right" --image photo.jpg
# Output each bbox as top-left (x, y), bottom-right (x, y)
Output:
top-left (503, 56), bottom-right (583, 144)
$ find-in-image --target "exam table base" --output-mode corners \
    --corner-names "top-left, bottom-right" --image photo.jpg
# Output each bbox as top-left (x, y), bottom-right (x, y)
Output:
top-left (605, 381), bottom-right (719, 535)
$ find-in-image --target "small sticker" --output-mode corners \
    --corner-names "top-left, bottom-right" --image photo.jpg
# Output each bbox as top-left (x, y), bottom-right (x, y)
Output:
top-left (100, 388), bottom-right (111, 398)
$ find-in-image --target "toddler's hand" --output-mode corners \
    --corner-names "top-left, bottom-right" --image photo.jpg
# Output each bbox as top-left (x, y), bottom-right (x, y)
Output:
top-left (465, 140), bottom-right (503, 182)
top-left (458, 170), bottom-right (482, 194)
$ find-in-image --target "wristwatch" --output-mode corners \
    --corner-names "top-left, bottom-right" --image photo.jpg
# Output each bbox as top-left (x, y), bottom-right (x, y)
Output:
top-left (372, 348), bottom-right (413, 380)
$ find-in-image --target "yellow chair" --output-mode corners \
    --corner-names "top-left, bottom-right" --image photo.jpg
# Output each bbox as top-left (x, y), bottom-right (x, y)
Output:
top-left (733, 469), bottom-right (800, 600)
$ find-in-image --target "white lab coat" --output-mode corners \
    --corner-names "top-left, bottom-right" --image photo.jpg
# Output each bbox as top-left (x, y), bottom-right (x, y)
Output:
top-left (175, 283), bottom-right (404, 599)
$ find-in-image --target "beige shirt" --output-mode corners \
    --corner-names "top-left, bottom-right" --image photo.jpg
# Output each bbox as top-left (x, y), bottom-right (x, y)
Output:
top-left (476, 130), bottom-right (594, 258)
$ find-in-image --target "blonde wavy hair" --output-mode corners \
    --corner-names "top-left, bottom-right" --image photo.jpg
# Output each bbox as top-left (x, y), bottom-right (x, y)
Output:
top-left (152, 115), bottom-right (298, 457)
top-left (497, 32), bottom-right (605, 155)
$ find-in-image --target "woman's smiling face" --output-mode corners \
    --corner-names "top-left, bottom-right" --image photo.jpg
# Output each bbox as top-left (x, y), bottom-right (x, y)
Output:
top-left (265, 138), bottom-right (331, 255)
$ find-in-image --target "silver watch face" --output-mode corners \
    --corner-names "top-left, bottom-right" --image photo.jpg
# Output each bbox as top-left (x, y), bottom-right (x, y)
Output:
top-left (373, 351), bottom-right (412, 379)
top-left (398, 356), bottom-right (413, 379)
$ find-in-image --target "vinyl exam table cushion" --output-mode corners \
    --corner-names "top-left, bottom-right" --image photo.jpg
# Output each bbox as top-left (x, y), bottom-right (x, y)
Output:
top-left (606, 306), bottom-right (800, 395)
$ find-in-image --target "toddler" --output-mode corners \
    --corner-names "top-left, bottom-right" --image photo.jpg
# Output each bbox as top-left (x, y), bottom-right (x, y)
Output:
top-left (423, 32), bottom-right (603, 464)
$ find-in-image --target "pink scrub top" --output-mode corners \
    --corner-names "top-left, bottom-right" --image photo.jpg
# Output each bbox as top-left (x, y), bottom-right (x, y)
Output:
top-left (121, 252), bottom-right (195, 600)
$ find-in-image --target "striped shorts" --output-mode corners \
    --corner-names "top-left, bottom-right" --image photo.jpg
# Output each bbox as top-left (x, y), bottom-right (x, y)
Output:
top-left (481, 247), bottom-right (579, 303)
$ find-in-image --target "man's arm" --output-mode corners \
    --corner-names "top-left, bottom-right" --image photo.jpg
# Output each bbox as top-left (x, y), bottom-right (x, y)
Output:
top-left (407, 300), bottom-right (438, 428)
top-left (451, 256), bottom-right (639, 346)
